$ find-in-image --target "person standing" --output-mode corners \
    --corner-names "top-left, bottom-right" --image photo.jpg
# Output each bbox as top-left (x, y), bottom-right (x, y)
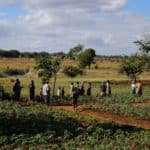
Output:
top-left (61, 87), bottom-right (65, 98)
top-left (13, 79), bottom-right (22, 101)
top-left (70, 82), bottom-right (74, 96)
top-left (57, 86), bottom-right (61, 97)
top-left (100, 81), bottom-right (106, 96)
top-left (42, 80), bottom-right (51, 104)
top-left (71, 87), bottom-right (78, 112)
top-left (29, 80), bottom-right (35, 100)
top-left (131, 80), bottom-right (136, 94)
top-left (106, 80), bottom-right (111, 96)
top-left (136, 80), bottom-right (142, 96)
top-left (87, 82), bottom-right (92, 96)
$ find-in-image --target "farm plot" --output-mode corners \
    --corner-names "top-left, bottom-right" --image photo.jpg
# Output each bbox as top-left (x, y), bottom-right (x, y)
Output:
top-left (0, 101), bottom-right (150, 150)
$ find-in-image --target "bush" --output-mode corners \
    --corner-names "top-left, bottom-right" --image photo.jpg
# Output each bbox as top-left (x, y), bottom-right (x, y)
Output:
top-left (63, 66), bottom-right (83, 77)
top-left (0, 71), bottom-right (6, 77)
top-left (3, 67), bottom-right (26, 76)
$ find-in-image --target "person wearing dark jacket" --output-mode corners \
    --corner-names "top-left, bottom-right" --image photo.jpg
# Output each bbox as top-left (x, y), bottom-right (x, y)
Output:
top-left (29, 80), bottom-right (35, 100)
top-left (13, 78), bottom-right (22, 101)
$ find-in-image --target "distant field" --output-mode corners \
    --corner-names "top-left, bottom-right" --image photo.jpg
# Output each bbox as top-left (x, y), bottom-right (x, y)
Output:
top-left (0, 58), bottom-right (150, 97)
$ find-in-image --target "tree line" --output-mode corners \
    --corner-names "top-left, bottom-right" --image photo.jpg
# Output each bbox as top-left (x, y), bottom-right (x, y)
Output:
top-left (0, 49), bottom-right (66, 58)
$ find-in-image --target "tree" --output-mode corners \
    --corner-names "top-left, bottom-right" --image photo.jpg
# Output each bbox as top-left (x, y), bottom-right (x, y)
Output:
top-left (51, 58), bottom-right (60, 96)
top-left (67, 44), bottom-right (84, 59)
top-left (119, 55), bottom-right (145, 80)
top-left (35, 56), bottom-right (53, 81)
top-left (78, 48), bottom-right (96, 69)
top-left (63, 66), bottom-right (83, 78)
top-left (134, 40), bottom-right (150, 53)
top-left (134, 39), bottom-right (150, 70)
top-left (35, 56), bottom-right (60, 96)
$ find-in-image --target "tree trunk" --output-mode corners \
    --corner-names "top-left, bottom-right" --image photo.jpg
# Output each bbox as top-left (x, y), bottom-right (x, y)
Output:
top-left (53, 74), bottom-right (57, 96)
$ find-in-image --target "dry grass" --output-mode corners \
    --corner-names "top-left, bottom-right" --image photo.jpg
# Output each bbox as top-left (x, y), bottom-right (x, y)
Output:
top-left (0, 58), bottom-right (150, 96)
top-left (0, 58), bottom-right (35, 69)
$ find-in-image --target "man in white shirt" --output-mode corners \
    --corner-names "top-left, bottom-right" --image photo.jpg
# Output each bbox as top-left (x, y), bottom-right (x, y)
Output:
top-left (42, 80), bottom-right (51, 104)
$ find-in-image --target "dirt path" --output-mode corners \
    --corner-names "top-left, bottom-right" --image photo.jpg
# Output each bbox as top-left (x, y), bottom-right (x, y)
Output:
top-left (52, 105), bottom-right (150, 130)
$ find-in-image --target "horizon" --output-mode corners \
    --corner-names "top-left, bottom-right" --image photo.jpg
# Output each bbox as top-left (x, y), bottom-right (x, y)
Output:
top-left (0, 0), bottom-right (150, 55)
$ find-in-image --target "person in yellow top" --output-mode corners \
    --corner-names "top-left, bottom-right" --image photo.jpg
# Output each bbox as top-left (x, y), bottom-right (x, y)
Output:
top-left (136, 80), bottom-right (142, 96)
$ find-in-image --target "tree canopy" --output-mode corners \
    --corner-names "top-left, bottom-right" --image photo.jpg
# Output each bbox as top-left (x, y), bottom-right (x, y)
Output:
top-left (67, 44), bottom-right (84, 59)
top-left (119, 55), bottom-right (145, 80)
top-left (78, 48), bottom-right (96, 69)
top-left (35, 56), bottom-right (60, 95)
top-left (134, 40), bottom-right (150, 53)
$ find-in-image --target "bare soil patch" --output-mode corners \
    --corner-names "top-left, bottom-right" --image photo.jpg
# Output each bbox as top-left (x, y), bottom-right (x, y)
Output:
top-left (53, 105), bottom-right (150, 130)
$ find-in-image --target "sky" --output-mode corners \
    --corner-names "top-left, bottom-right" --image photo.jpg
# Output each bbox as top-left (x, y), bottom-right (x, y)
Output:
top-left (0, 0), bottom-right (150, 55)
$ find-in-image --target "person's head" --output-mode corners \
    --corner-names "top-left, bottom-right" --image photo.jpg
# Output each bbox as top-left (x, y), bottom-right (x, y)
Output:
top-left (31, 80), bottom-right (34, 84)
top-left (45, 80), bottom-right (49, 84)
top-left (107, 80), bottom-right (110, 83)
top-left (16, 78), bottom-right (20, 83)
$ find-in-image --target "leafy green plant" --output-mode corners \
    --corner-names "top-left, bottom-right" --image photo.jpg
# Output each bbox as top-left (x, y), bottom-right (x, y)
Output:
top-left (63, 65), bottom-right (83, 77)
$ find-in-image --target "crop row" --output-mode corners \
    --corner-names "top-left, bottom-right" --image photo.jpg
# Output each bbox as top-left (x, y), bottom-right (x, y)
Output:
top-left (82, 100), bottom-right (150, 119)
top-left (0, 101), bottom-right (150, 149)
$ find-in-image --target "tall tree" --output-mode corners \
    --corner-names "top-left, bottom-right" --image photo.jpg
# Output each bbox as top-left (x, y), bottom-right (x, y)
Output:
top-left (78, 48), bottom-right (96, 69)
top-left (134, 40), bottom-right (150, 53)
top-left (67, 44), bottom-right (84, 59)
top-left (35, 56), bottom-right (60, 96)
top-left (134, 39), bottom-right (150, 70)
top-left (35, 56), bottom-right (53, 81)
top-left (51, 58), bottom-right (60, 96)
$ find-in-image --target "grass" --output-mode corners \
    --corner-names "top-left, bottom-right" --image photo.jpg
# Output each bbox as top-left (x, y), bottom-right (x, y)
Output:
top-left (0, 58), bottom-right (150, 97)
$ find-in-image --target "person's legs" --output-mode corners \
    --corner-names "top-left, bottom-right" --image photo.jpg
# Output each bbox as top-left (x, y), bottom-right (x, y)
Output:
top-left (43, 95), bottom-right (47, 104)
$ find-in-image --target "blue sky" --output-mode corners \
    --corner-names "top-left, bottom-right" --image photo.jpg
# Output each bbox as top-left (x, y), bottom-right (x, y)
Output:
top-left (125, 0), bottom-right (150, 17)
top-left (0, 7), bottom-right (26, 19)
top-left (0, 0), bottom-right (149, 55)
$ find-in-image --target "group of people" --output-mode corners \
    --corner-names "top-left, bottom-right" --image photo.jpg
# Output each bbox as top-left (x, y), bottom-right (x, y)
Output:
top-left (13, 79), bottom-right (51, 103)
top-left (131, 80), bottom-right (142, 96)
top-left (57, 86), bottom-right (65, 98)
top-left (70, 82), bottom-right (92, 97)
top-left (100, 80), bottom-right (111, 96)
top-left (12, 78), bottom-right (143, 112)
top-left (69, 81), bottom-right (91, 112)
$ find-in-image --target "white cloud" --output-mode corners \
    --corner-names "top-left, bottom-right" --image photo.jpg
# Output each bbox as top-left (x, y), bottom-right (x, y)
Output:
top-left (0, 0), bottom-right (150, 55)
top-left (100, 0), bottom-right (127, 11)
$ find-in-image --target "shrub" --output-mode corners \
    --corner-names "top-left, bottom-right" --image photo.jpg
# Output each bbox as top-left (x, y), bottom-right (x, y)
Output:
top-left (0, 71), bottom-right (6, 77)
top-left (63, 66), bottom-right (83, 77)
top-left (3, 67), bottom-right (25, 76)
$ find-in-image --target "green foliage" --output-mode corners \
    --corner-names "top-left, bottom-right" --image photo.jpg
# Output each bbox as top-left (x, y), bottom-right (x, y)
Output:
top-left (35, 56), bottom-right (53, 81)
top-left (63, 66), bottom-right (83, 78)
top-left (81, 94), bottom-right (150, 119)
top-left (134, 40), bottom-right (150, 53)
top-left (36, 56), bottom-right (61, 95)
top-left (119, 55), bottom-right (145, 80)
top-left (78, 48), bottom-right (96, 69)
top-left (3, 67), bottom-right (26, 76)
top-left (0, 101), bottom-right (149, 150)
top-left (0, 71), bottom-right (6, 77)
top-left (67, 44), bottom-right (83, 59)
